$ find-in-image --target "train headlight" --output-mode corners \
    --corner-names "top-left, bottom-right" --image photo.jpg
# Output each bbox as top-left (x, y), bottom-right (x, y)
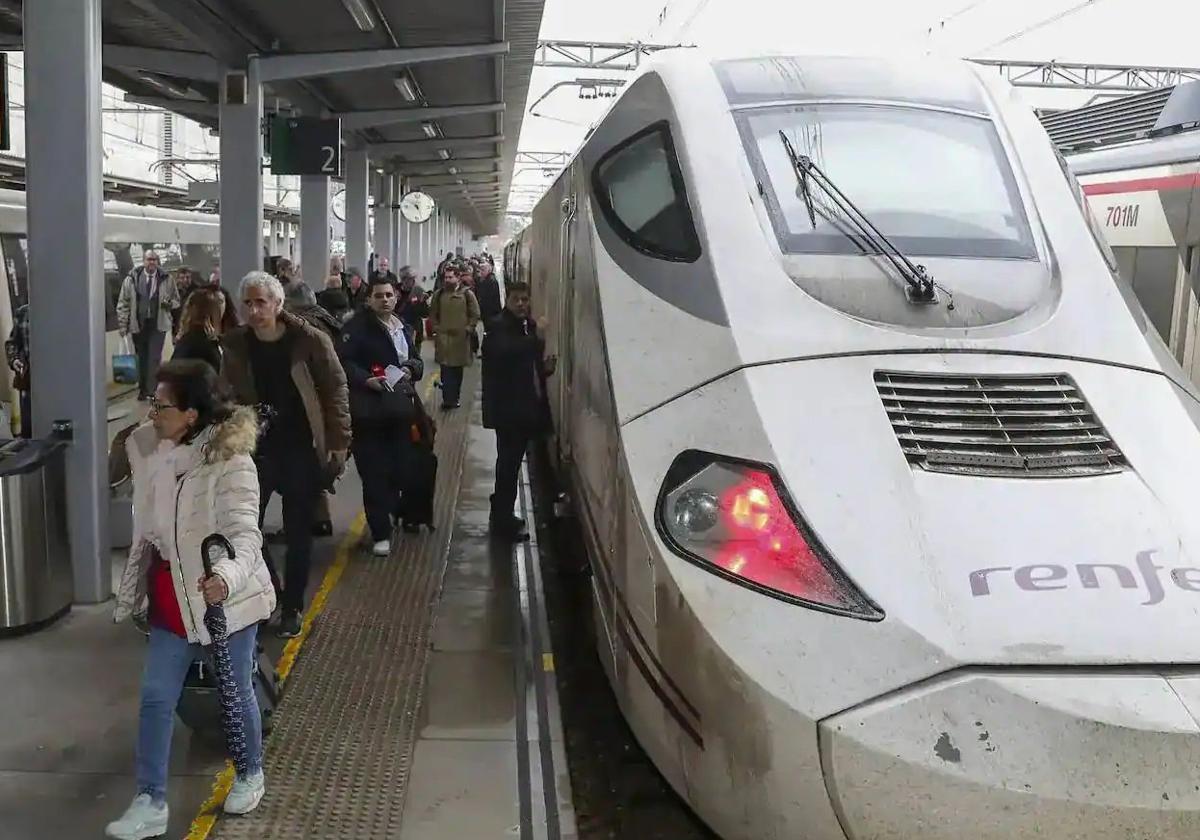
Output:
top-left (658, 452), bottom-right (882, 620)
top-left (669, 489), bottom-right (720, 535)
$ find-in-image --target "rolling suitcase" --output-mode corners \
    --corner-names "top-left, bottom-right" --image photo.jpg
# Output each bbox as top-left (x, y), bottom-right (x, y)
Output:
top-left (176, 640), bottom-right (280, 743)
top-left (399, 394), bottom-right (438, 531)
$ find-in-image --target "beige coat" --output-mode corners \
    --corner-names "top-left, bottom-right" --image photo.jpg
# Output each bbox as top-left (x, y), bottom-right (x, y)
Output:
top-left (430, 286), bottom-right (480, 367)
top-left (114, 407), bottom-right (276, 644)
top-left (116, 267), bottom-right (180, 335)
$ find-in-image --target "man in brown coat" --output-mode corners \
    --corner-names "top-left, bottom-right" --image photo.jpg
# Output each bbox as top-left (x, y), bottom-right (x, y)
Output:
top-left (222, 271), bottom-right (351, 638)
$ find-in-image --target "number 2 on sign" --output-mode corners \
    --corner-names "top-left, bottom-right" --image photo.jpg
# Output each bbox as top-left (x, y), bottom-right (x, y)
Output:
top-left (321, 145), bottom-right (336, 173)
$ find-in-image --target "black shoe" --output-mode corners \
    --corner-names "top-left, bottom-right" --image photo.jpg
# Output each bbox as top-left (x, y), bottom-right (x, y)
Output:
top-left (490, 516), bottom-right (529, 542)
top-left (276, 610), bottom-right (302, 638)
top-left (491, 512), bottom-right (525, 530)
top-left (401, 521), bottom-right (421, 534)
top-left (312, 520), bottom-right (333, 538)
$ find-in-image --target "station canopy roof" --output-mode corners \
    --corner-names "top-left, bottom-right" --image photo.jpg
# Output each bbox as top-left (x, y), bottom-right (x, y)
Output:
top-left (0, 0), bottom-right (547, 235)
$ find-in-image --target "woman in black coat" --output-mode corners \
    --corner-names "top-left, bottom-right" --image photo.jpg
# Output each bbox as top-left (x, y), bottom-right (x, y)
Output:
top-left (171, 288), bottom-right (226, 374)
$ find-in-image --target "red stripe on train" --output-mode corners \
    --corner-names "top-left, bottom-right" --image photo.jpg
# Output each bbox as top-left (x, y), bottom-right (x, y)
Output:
top-left (1082, 173), bottom-right (1200, 196)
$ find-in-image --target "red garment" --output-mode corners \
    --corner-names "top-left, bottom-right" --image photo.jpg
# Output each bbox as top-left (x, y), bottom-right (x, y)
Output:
top-left (146, 546), bottom-right (188, 638)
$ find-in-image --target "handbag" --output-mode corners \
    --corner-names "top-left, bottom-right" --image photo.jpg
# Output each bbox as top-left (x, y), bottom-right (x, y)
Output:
top-left (350, 381), bottom-right (417, 428)
top-left (113, 336), bottom-right (138, 384)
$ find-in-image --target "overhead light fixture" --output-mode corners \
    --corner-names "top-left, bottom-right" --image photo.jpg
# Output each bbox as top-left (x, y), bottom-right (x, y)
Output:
top-left (139, 73), bottom-right (192, 99)
top-left (421, 122), bottom-right (438, 140)
top-left (438, 149), bottom-right (451, 160)
top-left (340, 0), bottom-right (377, 32)
top-left (393, 74), bottom-right (418, 102)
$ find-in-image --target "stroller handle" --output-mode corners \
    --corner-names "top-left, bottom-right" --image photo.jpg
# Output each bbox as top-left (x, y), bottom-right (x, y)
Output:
top-left (200, 533), bottom-right (236, 577)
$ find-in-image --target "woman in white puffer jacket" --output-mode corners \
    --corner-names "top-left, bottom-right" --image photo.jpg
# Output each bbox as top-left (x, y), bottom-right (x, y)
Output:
top-left (107, 359), bottom-right (275, 840)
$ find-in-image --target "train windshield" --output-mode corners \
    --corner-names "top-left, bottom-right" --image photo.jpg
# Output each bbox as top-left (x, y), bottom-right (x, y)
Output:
top-left (738, 104), bottom-right (1036, 260)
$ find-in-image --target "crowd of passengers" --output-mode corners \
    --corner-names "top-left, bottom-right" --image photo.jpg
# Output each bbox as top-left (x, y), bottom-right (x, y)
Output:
top-left (99, 249), bottom-right (553, 840)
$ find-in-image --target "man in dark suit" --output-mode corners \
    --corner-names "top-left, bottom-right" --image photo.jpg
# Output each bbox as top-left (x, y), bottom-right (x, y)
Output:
top-left (481, 281), bottom-right (556, 541)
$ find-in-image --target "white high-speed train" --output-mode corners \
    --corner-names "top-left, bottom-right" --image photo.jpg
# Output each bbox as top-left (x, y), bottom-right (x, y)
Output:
top-left (508, 53), bottom-right (1200, 839)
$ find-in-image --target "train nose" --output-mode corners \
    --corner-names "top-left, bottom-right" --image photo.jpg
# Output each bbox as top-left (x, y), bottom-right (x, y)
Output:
top-left (820, 671), bottom-right (1200, 839)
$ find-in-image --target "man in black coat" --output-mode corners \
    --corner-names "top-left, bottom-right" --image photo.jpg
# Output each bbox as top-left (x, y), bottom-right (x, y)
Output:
top-left (339, 275), bottom-right (424, 555)
top-left (481, 281), bottom-right (555, 541)
top-left (396, 266), bottom-right (431, 352)
top-left (474, 260), bottom-right (503, 326)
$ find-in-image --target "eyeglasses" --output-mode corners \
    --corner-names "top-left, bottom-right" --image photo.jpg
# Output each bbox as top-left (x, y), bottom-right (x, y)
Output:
top-left (148, 397), bottom-right (179, 415)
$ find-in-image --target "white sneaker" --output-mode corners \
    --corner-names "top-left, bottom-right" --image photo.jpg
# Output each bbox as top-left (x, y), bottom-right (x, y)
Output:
top-left (372, 539), bottom-right (391, 557)
top-left (223, 769), bottom-right (265, 815)
top-left (105, 793), bottom-right (168, 839)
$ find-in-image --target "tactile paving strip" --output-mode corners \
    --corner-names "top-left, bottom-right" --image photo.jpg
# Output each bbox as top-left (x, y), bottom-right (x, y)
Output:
top-left (212, 368), bottom-right (478, 840)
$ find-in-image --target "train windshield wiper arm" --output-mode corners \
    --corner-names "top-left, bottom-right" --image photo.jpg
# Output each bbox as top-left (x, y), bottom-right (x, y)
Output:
top-left (778, 131), bottom-right (945, 306)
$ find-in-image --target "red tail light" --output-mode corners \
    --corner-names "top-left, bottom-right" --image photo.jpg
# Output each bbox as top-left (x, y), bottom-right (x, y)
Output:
top-left (658, 454), bottom-right (881, 619)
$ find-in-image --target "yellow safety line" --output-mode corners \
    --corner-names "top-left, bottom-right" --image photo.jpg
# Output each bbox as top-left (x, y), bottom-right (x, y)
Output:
top-left (185, 513), bottom-right (366, 839)
top-left (542, 653), bottom-right (555, 673)
top-left (275, 513), bottom-right (367, 683)
top-left (183, 764), bottom-right (235, 840)
top-left (187, 360), bottom-right (438, 839)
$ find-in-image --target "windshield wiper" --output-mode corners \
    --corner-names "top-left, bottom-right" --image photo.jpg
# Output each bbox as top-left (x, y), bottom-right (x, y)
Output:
top-left (778, 131), bottom-right (949, 307)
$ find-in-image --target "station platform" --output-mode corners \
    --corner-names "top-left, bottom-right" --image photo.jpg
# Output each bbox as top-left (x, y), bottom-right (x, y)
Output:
top-left (0, 363), bottom-right (576, 840)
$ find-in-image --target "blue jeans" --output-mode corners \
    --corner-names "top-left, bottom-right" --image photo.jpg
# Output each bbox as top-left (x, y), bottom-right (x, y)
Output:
top-left (440, 365), bottom-right (464, 406)
top-left (136, 624), bottom-right (263, 802)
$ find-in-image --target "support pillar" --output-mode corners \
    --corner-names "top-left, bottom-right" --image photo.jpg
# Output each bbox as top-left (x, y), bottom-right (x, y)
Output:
top-left (219, 63), bottom-right (264, 292)
top-left (396, 218), bottom-right (409, 270)
top-left (300, 175), bottom-right (331, 289)
top-left (388, 174), bottom-right (401, 270)
top-left (414, 214), bottom-right (426, 280)
top-left (436, 212), bottom-right (444, 265)
top-left (25, 0), bottom-right (107, 602)
top-left (376, 174), bottom-right (394, 275)
top-left (345, 148), bottom-right (369, 274)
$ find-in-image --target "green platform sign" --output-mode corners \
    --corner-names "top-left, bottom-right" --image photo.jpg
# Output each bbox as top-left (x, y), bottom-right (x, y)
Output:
top-left (269, 116), bottom-right (341, 176)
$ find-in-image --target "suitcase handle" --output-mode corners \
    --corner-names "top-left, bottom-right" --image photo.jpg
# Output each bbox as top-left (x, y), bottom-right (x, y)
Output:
top-left (200, 533), bottom-right (235, 577)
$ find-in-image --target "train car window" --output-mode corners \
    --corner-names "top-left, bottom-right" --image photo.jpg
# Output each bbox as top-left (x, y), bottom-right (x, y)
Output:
top-left (183, 243), bottom-right (220, 280)
top-left (738, 104), bottom-right (1036, 259)
top-left (592, 122), bottom-right (701, 262)
top-left (142, 243), bottom-right (184, 272)
top-left (106, 244), bottom-right (134, 331)
top-left (715, 56), bottom-right (987, 114)
top-left (1126, 247), bottom-right (1182, 343)
top-left (0, 234), bottom-right (28, 312)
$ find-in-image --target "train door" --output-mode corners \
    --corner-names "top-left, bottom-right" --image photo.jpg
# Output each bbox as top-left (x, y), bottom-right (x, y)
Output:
top-left (556, 188), bottom-right (577, 465)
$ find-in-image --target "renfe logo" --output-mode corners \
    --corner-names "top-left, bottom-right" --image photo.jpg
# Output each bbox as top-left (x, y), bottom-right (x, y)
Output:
top-left (970, 551), bottom-right (1200, 606)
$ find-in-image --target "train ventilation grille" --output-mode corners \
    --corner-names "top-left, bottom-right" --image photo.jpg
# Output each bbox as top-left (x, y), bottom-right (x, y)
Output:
top-left (874, 371), bottom-right (1127, 478)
